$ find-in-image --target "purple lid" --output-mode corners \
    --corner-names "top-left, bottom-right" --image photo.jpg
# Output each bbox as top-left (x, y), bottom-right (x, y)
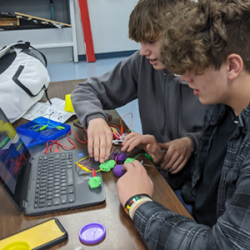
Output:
top-left (79, 223), bottom-right (106, 244)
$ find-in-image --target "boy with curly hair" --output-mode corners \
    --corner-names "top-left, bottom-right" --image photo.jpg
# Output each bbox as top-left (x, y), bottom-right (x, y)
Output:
top-left (117, 0), bottom-right (250, 249)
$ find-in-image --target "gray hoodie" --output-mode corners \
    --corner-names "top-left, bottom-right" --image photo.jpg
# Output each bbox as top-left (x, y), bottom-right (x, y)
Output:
top-left (71, 51), bottom-right (206, 152)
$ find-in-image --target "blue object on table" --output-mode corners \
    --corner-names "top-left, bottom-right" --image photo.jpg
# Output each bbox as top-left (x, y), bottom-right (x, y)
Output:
top-left (16, 117), bottom-right (70, 148)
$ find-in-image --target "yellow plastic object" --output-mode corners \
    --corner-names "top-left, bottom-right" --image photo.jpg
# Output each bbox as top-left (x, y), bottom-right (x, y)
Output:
top-left (0, 122), bottom-right (16, 139)
top-left (0, 219), bottom-right (65, 249)
top-left (64, 94), bottom-right (75, 113)
top-left (2, 241), bottom-right (31, 250)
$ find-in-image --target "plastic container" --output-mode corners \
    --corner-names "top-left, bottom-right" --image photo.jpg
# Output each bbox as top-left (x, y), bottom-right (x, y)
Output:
top-left (16, 117), bottom-right (70, 148)
top-left (2, 241), bottom-right (31, 250)
top-left (79, 222), bottom-right (106, 245)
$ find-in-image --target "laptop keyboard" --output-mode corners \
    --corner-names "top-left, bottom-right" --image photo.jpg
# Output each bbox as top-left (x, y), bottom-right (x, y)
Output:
top-left (34, 152), bottom-right (75, 209)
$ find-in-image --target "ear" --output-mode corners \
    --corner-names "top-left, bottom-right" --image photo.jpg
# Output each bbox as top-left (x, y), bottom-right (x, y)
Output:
top-left (227, 54), bottom-right (244, 80)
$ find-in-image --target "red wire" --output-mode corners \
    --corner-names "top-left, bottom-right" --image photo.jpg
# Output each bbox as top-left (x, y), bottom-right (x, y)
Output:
top-left (43, 130), bottom-right (87, 154)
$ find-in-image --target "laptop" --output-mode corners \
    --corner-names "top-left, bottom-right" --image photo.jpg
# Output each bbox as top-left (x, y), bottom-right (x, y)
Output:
top-left (0, 108), bottom-right (106, 216)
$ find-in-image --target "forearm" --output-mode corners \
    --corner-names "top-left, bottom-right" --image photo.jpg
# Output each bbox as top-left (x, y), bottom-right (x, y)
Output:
top-left (133, 201), bottom-right (217, 250)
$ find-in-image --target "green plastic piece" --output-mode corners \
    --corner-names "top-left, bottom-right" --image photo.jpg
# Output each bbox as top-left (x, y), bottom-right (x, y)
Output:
top-left (124, 158), bottom-right (135, 163)
top-left (145, 153), bottom-right (153, 161)
top-left (56, 126), bottom-right (65, 130)
top-left (39, 125), bottom-right (48, 131)
top-left (89, 176), bottom-right (102, 189)
top-left (99, 160), bottom-right (116, 172)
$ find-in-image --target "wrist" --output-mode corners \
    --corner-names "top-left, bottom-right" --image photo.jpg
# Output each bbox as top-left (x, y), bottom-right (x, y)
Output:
top-left (184, 136), bottom-right (194, 153)
top-left (124, 194), bottom-right (152, 219)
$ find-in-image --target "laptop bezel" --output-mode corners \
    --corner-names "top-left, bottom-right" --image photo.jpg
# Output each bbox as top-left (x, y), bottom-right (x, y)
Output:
top-left (0, 108), bottom-right (32, 212)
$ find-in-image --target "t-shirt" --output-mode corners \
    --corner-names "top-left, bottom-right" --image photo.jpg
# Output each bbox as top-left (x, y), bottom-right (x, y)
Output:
top-left (194, 106), bottom-right (238, 226)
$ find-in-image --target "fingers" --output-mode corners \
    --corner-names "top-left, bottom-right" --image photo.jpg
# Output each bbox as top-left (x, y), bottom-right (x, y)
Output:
top-left (121, 137), bottom-right (141, 152)
top-left (87, 118), bottom-right (113, 162)
top-left (170, 160), bottom-right (187, 174)
top-left (146, 144), bottom-right (165, 164)
top-left (121, 132), bottom-right (141, 152)
top-left (121, 134), bottom-right (157, 152)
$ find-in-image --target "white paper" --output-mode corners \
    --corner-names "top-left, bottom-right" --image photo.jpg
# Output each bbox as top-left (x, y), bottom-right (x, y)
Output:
top-left (22, 98), bottom-right (74, 123)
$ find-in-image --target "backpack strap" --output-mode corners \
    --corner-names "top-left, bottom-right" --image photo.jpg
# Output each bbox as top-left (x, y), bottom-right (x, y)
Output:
top-left (14, 41), bottom-right (48, 67)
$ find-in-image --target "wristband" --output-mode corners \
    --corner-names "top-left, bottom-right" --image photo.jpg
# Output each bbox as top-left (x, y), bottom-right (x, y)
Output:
top-left (128, 197), bottom-right (152, 219)
top-left (124, 193), bottom-right (151, 215)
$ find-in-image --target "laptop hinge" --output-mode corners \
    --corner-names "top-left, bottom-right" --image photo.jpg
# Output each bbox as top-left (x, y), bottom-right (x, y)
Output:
top-left (22, 159), bottom-right (33, 208)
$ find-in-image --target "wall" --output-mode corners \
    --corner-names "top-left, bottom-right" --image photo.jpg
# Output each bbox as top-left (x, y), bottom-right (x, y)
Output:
top-left (0, 0), bottom-right (140, 62)
top-left (75, 0), bottom-right (140, 55)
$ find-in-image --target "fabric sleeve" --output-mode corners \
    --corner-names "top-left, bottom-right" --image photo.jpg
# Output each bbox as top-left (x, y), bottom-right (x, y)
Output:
top-left (71, 52), bottom-right (140, 128)
top-left (134, 158), bottom-right (250, 250)
top-left (186, 132), bottom-right (201, 154)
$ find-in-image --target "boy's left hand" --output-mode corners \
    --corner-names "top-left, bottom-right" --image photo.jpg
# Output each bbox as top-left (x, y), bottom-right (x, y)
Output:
top-left (159, 137), bottom-right (193, 174)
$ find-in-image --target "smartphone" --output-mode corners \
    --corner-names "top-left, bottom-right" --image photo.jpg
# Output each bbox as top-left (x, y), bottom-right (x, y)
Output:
top-left (73, 112), bottom-right (112, 129)
top-left (0, 218), bottom-right (68, 250)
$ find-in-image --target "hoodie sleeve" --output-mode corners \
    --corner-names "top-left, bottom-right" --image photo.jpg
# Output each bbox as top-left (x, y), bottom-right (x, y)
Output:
top-left (71, 51), bottom-right (141, 128)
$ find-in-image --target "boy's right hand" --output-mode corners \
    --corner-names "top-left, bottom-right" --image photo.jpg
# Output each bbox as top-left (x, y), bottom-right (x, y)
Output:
top-left (87, 118), bottom-right (113, 163)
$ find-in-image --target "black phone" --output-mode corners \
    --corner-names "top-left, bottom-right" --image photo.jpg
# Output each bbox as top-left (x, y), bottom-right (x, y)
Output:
top-left (0, 218), bottom-right (68, 250)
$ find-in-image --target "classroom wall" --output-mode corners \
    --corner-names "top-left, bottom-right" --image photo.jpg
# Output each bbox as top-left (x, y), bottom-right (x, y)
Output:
top-left (0, 0), bottom-right (140, 62)
top-left (75, 0), bottom-right (140, 55)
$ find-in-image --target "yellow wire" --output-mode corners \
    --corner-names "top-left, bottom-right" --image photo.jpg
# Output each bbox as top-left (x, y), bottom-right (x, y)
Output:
top-left (76, 163), bottom-right (103, 173)
top-left (76, 155), bottom-right (89, 164)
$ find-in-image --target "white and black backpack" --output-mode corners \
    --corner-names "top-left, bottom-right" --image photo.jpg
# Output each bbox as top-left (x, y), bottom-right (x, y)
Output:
top-left (0, 41), bottom-right (51, 123)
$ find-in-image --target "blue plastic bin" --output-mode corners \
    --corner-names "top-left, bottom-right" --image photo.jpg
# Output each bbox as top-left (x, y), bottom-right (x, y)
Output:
top-left (16, 117), bottom-right (71, 148)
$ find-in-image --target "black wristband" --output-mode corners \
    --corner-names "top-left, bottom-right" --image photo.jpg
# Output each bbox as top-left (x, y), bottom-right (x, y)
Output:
top-left (124, 193), bottom-right (151, 214)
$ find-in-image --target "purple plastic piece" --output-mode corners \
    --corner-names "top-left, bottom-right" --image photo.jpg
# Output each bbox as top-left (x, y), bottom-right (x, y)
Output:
top-left (79, 222), bottom-right (106, 244)
top-left (113, 164), bottom-right (126, 178)
top-left (113, 152), bottom-right (126, 164)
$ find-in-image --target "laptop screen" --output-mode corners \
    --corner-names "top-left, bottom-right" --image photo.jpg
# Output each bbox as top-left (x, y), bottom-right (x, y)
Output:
top-left (0, 108), bottom-right (31, 210)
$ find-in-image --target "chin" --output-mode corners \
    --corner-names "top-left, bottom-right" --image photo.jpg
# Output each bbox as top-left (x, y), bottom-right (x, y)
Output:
top-left (199, 97), bottom-right (215, 106)
top-left (153, 64), bottom-right (165, 71)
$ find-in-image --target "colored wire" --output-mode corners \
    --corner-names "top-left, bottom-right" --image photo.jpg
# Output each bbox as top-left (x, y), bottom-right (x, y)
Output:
top-left (30, 114), bottom-right (65, 132)
top-left (76, 155), bottom-right (102, 177)
top-left (120, 112), bottom-right (133, 134)
top-left (43, 130), bottom-right (87, 154)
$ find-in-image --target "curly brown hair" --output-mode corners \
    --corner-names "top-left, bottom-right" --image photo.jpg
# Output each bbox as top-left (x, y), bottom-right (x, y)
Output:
top-left (129, 0), bottom-right (189, 43)
top-left (161, 0), bottom-right (250, 75)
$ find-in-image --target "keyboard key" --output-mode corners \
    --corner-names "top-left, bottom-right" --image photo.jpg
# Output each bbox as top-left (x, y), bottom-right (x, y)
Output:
top-left (68, 185), bottom-right (74, 194)
top-left (60, 195), bottom-right (67, 204)
top-left (39, 203), bottom-right (45, 208)
top-left (68, 194), bottom-right (75, 203)
top-left (53, 198), bottom-right (60, 206)
top-left (46, 200), bottom-right (52, 207)
top-left (67, 169), bottom-right (73, 186)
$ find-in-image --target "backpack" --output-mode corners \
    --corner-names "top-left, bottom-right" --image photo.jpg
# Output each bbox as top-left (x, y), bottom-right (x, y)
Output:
top-left (0, 41), bottom-right (51, 123)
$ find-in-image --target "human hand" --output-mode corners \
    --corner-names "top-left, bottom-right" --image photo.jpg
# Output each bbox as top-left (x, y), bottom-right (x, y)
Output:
top-left (87, 118), bottom-right (113, 163)
top-left (121, 133), bottom-right (165, 164)
top-left (121, 133), bottom-right (157, 152)
top-left (117, 160), bottom-right (154, 207)
top-left (159, 137), bottom-right (193, 174)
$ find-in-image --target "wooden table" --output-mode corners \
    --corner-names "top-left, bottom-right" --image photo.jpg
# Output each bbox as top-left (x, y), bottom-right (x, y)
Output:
top-left (0, 80), bottom-right (192, 249)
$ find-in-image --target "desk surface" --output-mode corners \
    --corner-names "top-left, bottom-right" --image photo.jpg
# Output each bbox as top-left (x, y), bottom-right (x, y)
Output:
top-left (0, 80), bottom-right (192, 249)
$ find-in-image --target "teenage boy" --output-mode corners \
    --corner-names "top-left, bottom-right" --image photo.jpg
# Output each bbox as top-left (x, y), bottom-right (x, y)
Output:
top-left (71, 0), bottom-right (206, 173)
top-left (117, 0), bottom-right (250, 249)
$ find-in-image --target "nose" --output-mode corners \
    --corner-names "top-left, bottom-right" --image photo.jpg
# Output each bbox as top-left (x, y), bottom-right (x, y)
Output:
top-left (180, 71), bottom-right (192, 83)
top-left (140, 42), bottom-right (150, 56)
